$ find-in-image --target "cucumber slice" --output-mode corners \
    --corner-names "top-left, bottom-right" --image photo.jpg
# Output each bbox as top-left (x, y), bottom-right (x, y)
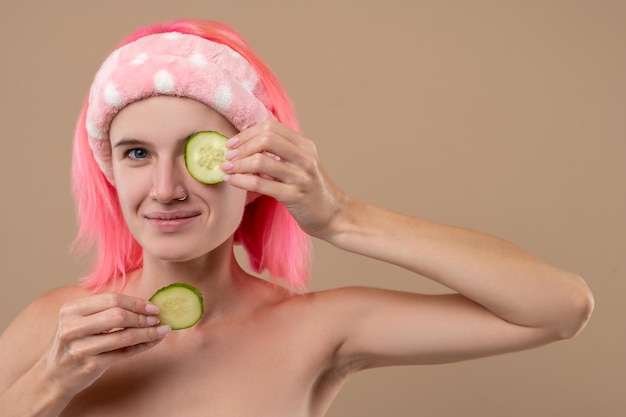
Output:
top-left (185, 131), bottom-right (229, 184)
top-left (149, 283), bottom-right (204, 330)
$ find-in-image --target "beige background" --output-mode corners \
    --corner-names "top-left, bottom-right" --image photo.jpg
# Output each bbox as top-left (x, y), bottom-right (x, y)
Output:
top-left (1, 1), bottom-right (624, 416)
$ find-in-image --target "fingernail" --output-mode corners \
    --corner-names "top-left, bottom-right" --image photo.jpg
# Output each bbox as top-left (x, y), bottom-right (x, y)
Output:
top-left (222, 174), bottom-right (231, 182)
top-left (157, 325), bottom-right (172, 336)
top-left (221, 161), bottom-right (234, 171)
top-left (145, 303), bottom-right (160, 314)
top-left (147, 316), bottom-right (160, 326)
top-left (226, 136), bottom-right (239, 147)
top-left (225, 149), bottom-right (238, 160)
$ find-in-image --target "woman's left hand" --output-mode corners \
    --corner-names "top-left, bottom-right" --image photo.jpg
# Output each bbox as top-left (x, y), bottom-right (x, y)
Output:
top-left (221, 120), bottom-right (346, 240)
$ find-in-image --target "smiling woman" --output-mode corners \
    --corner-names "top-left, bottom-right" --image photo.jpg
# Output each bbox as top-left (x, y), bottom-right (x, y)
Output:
top-left (109, 96), bottom-right (248, 263)
top-left (0, 18), bottom-right (593, 417)
top-left (75, 24), bottom-right (312, 293)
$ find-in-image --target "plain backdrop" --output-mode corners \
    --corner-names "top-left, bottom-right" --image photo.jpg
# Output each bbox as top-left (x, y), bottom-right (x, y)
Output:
top-left (1, 1), bottom-right (624, 416)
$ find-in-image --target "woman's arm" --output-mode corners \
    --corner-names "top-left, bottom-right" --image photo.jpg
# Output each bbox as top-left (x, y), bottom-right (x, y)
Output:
top-left (327, 198), bottom-right (593, 339)
top-left (222, 120), bottom-right (594, 368)
top-left (0, 287), bottom-right (169, 417)
top-left (0, 291), bottom-right (72, 417)
top-left (0, 362), bottom-right (71, 417)
top-left (312, 201), bottom-right (593, 370)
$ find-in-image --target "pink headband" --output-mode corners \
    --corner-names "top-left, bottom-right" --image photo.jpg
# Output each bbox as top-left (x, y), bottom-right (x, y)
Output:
top-left (85, 32), bottom-right (271, 179)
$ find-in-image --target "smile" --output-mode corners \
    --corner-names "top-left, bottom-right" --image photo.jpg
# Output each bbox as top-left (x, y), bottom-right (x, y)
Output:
top-left (145, 211), bottom-right (201, 221)
top-left (144, 211), bottom-right (201, 232)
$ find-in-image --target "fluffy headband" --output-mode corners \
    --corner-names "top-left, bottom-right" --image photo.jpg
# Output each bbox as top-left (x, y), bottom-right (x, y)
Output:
top-left (85, 32), bottom-right (271, 179)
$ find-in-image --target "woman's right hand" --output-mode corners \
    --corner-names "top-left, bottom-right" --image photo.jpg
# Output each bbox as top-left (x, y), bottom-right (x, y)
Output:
top-left (41, 292), bottom-right (170, 398)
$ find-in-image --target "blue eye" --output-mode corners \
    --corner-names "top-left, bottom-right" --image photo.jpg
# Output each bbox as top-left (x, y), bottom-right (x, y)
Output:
top-left (127, 148), bottom-right (150, 160)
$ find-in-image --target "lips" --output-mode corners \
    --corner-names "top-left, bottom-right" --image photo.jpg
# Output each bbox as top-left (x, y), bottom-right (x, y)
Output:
top-left (145, 210), bottom-right (201, 221)
top-left (144, 210), bottom-right (201, 232)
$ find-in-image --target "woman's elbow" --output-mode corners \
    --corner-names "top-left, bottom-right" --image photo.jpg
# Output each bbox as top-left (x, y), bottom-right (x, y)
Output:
top-left (555, 274), bottom-right (594, 340)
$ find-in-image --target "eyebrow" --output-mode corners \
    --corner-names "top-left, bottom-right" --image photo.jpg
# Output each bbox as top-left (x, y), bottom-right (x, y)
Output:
top-left (112, 135), bottom-right (196, 149)
top-left (112, 138), bottom-right (150, 148)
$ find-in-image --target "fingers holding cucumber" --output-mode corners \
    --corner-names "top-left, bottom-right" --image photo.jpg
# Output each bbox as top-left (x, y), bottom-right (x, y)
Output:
top-left (215, 120), bottom-right (346, 240)
top-left (41, 284), bottom-right (203, 398)
top-left (44, 292), bottom-right (171, 396)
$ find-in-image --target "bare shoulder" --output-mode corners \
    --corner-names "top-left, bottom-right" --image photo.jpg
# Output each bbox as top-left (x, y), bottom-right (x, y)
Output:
top-left (2, 285), bottom-right (90, 334)
top-left (293, 286), bottom-right (405, 309)
top-left (274, 286), bottom-right (395, 337)
top-left (0, 285), bottom-right (90, 345)
top-left (0, 286), bottom-right (90, 388)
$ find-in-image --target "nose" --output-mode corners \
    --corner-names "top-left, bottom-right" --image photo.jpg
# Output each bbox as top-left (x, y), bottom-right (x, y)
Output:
top-left (151, 158), bottom-right (188, 203)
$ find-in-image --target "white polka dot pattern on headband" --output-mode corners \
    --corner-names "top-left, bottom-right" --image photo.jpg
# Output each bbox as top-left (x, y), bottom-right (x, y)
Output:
top-left (227, 48), bottom-right (244, 60)
top-left (104, 83), bottom-right (123, 108)
top-left (86, 121), bottom-right (105, 140)
top-left (131, 53), bottom-right (149, 66)
top-left (163, 32), bottom-right (184, 40)
top-left (189, 53), bottom-right (209, 67)
top-left (110, 49), bottom-right (121, 63)
top-left (154, 70), bottom-right (175, 94)
top-left (213, 85), bottom-right (232, 112)
top-left (241, 79), bottom-right (255, 93)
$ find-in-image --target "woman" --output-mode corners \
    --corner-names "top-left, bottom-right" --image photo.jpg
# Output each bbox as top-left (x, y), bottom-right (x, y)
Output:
top-left (0, 19), bottom-right (593, 417)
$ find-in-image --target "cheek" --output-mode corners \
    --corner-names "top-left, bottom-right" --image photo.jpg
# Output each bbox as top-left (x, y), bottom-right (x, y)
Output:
top-left (207, 186), bottom-right (248, 233)
top-left (112, 167), bottom-right (150, 213)
top-left (214, 187), bottom-right (247, 219)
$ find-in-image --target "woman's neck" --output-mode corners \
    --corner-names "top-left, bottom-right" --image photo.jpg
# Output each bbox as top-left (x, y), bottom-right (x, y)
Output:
top-left (129, 238), bottom-right (250, 320)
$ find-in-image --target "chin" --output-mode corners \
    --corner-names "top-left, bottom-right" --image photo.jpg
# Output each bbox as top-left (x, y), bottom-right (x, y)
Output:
top-left (143, 237), bottom-right (231, 264)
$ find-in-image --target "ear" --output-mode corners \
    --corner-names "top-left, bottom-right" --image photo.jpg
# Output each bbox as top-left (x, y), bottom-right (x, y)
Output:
top-left (246, 191), bottom-right (261, 205)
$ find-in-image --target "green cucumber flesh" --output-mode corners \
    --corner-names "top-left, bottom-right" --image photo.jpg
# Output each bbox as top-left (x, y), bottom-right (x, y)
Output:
top-left (149, 283), bottom-right (204, 330)
top-left (185, 131), bottom-right (229, 184)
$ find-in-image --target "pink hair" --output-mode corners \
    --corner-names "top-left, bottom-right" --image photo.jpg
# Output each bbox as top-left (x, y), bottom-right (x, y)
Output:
top-left (72, 19), bottom-right (312, 291)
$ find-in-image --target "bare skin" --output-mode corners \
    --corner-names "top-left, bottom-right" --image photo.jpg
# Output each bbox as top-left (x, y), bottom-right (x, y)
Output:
top-left (0, 97), bottom-right (593, 417)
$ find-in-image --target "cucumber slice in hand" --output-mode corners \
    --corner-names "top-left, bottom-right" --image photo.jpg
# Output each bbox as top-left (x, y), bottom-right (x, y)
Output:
top-left (149, 283), bottom-right (204, 330)
top-left (185, 131), bottom-right (229, 184)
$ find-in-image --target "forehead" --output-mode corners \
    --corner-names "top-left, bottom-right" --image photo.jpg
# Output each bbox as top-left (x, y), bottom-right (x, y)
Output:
top-left (109, 96), bottom-right (238, 144)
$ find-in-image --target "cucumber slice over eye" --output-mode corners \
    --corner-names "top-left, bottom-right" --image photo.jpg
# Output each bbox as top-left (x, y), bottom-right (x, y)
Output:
top-left (185, 131), bottom-right (229, 184)
top-left (149, 283), bottom-right (204, 330)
